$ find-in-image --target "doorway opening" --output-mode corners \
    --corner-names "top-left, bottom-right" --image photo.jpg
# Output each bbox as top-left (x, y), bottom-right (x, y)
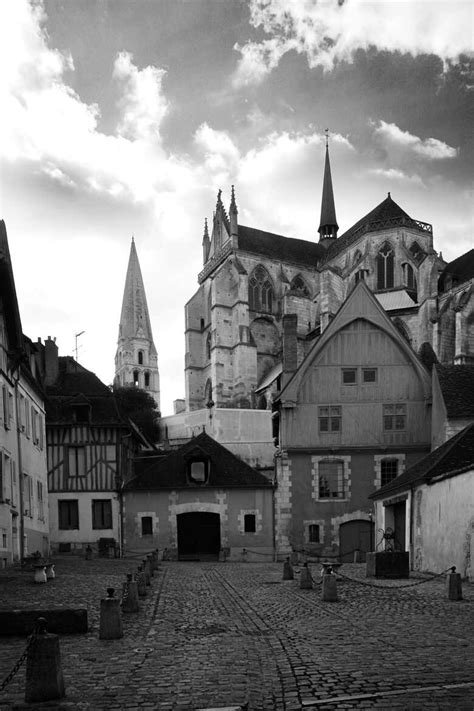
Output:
top-left (339, 519), bottom-right (374, 563)
top-left (177, 512), bottom-right (221, 561)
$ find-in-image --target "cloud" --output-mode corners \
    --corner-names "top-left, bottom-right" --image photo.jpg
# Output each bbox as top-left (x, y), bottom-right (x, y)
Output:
top-left (372, 120), bottom-right (458, 160)
top-left (233, 0), bottom-right (473, 86)
top-left (368, 167), bottom-right (424, 186)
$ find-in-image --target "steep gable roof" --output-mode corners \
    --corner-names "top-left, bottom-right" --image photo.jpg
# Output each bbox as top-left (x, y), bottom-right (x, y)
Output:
top-left (278, 280), bottom-right (431, 403)
top-left (370, 423), bottom-right (474, 499)
top-left (0, 220), bottom-right (23, 354)
top-left (324, 194), bottom-right (431, 261)
top-left (126, 431), bottom-right (274, 490)
top-left (438, 249), bottom-right (474, 293)
top-left (238, 225), bottom-right (324, 267)
top-left (435, 364), bottom-right (474, 418)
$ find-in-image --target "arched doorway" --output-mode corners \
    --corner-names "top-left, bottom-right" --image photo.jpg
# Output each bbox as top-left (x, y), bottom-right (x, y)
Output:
top-left (177, 512), bottom-right (221, 561)
top-left (339, 519), bottom-right (374, 563)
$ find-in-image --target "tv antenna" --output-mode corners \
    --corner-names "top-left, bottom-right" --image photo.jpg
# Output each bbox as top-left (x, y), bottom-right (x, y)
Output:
top-left (74, 331), bottom-right (85, 361)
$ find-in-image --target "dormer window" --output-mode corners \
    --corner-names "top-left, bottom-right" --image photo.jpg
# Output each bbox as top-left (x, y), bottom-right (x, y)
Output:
top-left (188, 459), bottom-right (209, 485)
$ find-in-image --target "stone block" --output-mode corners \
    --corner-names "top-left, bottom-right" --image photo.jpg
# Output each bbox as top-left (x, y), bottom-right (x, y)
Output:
top-left (366, 551), bottom-right (409, 578)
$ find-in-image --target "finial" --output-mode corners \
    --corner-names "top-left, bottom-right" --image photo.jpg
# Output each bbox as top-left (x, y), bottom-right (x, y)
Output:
top-left (217, 188), bottom-right (222, 204)
top-left (131, 235), bottom-right (134, 243)
top-left (388, 191), bottom-right (391, 198)
top-left (325, 128), bottom-right (329, 149)
top-left (203, 217), bottom-right (209, 238)
top-left (230, 184), bottom-right (238, 213)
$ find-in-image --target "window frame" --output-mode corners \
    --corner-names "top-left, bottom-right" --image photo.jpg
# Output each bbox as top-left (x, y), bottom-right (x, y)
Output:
top-left (318, 406), bottom-right (341, 433)
top-left (91, 499), bottom-right (113, 530)
top-left (308, 524), bottom-right (320, 543)
top-left (244, 514), bottom-right (256, 533)
top-left (383, 404), bottom-right (407, 431)
top-left (342, 368), bottom-right (357, 385)
top-left (58, 499), bottom-right (79, 530)
top-left (362, 368), bottom-right (378, 384)
top-left (141, 516), bottom-right (153, 536)
top-left (318, 460), bottom-right (345, 500)
top-left (380, 459), bottom-right (399, 487)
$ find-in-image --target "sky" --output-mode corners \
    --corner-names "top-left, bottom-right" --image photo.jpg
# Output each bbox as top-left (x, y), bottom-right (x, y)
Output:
top-left (0, 0), bottom-right (473, 415)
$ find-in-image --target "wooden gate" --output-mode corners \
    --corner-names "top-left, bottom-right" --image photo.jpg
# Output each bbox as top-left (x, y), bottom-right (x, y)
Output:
top-left (339, 519), bottom-right (374, 562)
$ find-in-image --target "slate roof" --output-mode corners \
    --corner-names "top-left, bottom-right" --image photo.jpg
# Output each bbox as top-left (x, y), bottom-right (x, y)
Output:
top-left (46, 357), bottom-right (124, 425)
top-left (324, 195), bottom-right (430, 261)
top-left (370, 423), bottom-right (474, 499)
top-left (435, 364), bottom-right (474, 418)
top-left (438, 249), bottom-right (474, 293)
top-left (238, 225), bottom-right (323, 267)
top-left (126, 431), bottom-right (274, 490)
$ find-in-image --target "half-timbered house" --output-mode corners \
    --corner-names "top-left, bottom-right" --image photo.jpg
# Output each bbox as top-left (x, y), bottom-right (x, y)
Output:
top-left (39, 338), bottom-right (143, 555)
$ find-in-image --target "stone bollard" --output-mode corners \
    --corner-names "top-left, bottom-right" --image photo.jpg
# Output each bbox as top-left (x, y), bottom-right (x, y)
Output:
top-left (45, 562), bottom-right (55, 580)
top-left (283, 557), bottom-right (294, 580)
top-left (321, 567), bottom-right (338, 602)
top-left (143, 558), bottom-right (151, 586)
top-left (121, 574), bottom-right (139, 613)
top-left (99, 588), bottom-right (123, 640)
top-left (25, 618), bottom-right (66, 703)
top-left (446, 566), bottom-right (463, 601)
top-left (33, 564), bottom-right (47, 584)
top-left (151, 549), bottom-right (159, 572)
top-left (147, 554), bottom-right (154, 577)
top-left (299, 562), bottom-right (313, 589)
top-left (136, 566), bottom-right (147, 597)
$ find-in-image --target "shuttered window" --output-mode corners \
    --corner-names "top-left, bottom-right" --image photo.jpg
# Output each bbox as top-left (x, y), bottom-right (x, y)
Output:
top-left (92, 499), bottom-right (112, 530)
top-left (58, 500), bottom-right (79, 529)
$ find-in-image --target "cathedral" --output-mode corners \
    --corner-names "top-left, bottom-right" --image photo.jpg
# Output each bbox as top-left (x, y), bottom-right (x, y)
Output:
top-left (183, 141), bottom-right (472, 414)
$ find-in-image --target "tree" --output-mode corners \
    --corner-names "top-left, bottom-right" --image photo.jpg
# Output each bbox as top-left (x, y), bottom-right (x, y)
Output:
top-left (114, 386), bottom-right (160, 442)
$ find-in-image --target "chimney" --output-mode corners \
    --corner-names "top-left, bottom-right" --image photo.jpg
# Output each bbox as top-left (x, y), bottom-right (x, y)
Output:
top-left (44, 336), bottom-right (59, 385)
top-left (282, 314), bottom-right (298, 373)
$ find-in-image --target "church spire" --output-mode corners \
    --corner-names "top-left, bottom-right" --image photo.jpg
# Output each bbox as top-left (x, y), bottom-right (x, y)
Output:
top-left (114, 237), bottom-right (160, 410)
top-left (202, 218), bottom-right (210, 264)
top-left (318, 129), bottom-right (338, 244)
top-left (229, 184), bottom-right (238, 239)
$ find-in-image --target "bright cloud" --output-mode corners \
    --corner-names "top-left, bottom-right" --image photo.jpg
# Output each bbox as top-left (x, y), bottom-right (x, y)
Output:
top-left (368, 167), bottom-right (424, 186)
top-left (372, 120), bottom-right (458, 160)
top-left (233, 0), bottom-right (473, 86)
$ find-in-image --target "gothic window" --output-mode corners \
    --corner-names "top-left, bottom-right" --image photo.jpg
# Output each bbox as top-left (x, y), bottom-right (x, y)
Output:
top-left (355, 269), bottom-right (368, 283)
top-left (138, 350), bottom-right (144, 365)
top-left (402, 263), bottom-right (417, 291)
top-left (377, 242), bottom-right (394, 290)
top-left (249, 266), bottom-right (274, 313)
top-left (290, 274), bottom-right (310, 296)
top-left (144, 372), bottom-right (150, 388)
top-left (206, 332), bottom-right (211, 360)
top-left (353, 250), bottom-right (362, 264)
top-left (410, 242), bottom-right (422, 262)
top-left (133, 370), bottom-right (139, 387)
top-left (204, 379), bottom-right (213, 407)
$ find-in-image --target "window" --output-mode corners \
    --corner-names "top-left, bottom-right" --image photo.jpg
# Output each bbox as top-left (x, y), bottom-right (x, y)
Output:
top-left (8, 393), bottom-right (13, 429)
top-left (68, 447), bottom-right (86, 477)
top-left (362, 368), bottom-right (377, 383)
top-left (355, 269), bottom-right (368, 283)
top-left (377, 242), bottom-right (394, 290)
top-left (92, 499), bottom-right (112, 529)
top-left (308, 524), bottom-right (320, 543)
top-left (144, 372), bottom-right (150, 388)
top-left (383, 404), bottom-right (406, 431)
top-left (2, 386), bottom-right (9, 429)
top-left (244, 514), bottom-right (256, 533)
top-left (0, 455), bottom-right (3, 500)
top-left (58, 500), bottom-right (79, 530)
top-left (381, 459), bottom-right (399, 487)
top-left (23, 474), bottom-right (32, 516)
top-left (73, 405), bottom-right (89, 423)
top-left (342, 368), bottom-right (357, 385)
top-left (133, 370), bottom-right (139, 387)
top-left (402, 263), bottom-right (416, 290)
top-left (206, 332), bottom-right (211, 360)
top-left (141, 516), bottom-right (153, 535)
top-left (138, 350), bottom-right (144, 365)
top-left (25, 400), bottom-right (30, 437)
top-left (1, 529), bottom-right (6, 548)
top-left (290, 274), bottom-right (309, 296)
top-left (37, 481), bottom-right (44, 521)
top-left (188, 460), bottom-right (208, 484)
top-left (248, 265), bottom-right (274, 313)
top-left (319, 406), bottom-right (341, 433)
top-left (318, 460), bottom-right (345, 499)
top-left (31, 407), bottom-right (39, 444)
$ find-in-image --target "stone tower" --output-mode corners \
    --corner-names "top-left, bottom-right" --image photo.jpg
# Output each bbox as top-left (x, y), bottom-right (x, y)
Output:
top-left (114, 238), bottom-right (160, 410)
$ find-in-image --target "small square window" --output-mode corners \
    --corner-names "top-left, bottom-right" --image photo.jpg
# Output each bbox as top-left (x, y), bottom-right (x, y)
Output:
top-left (342, 369), bottom-right (357, 385)
top-left (319, 406), bottom-right (341, 433)
top-left (383, 404), bottom-right (406, 431)
top-left (244, 514), bottom-right (256, 533)
top-left (188, 460), bottom-right (208, 484)
top-left (363, 368), bottom-right (377, 383)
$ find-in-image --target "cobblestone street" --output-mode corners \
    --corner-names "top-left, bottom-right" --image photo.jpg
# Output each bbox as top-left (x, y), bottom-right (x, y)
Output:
top-left (0, 557), bottom-right (473, 710)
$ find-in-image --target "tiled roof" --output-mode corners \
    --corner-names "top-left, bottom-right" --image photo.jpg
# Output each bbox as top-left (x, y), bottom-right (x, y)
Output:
top-left (435, 364), bottom-right (474, 418)
top-left (324, 195), bottom-right (430, 261)
top-left (375, 289), bottom-right (416, 311)
top-left (438, 249), bottom-right (474, 292)
top-left (126, 431), bottom-right (274, 490)
top-left (46, 357), bottom-right (124, 425)
top-left (238, 225), bottom-right (324, 266)
top-left (370, 423), bottom-right (474, 499)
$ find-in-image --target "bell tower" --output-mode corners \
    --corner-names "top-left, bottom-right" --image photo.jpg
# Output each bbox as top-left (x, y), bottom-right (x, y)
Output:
top-left (114, 238), bottom-right (160, 410)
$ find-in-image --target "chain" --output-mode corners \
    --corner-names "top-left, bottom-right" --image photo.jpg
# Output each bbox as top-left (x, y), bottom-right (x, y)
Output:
top-left (0, 629), bottom-right (37, 692)
top-left (334, 566), bottom-right (453, 591)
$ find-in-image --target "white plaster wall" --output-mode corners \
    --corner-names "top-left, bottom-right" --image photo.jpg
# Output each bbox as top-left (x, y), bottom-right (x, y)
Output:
top-left (49, 492), bottom-right (120, 550)
top-left (417, 472), bottom-right (474, 577)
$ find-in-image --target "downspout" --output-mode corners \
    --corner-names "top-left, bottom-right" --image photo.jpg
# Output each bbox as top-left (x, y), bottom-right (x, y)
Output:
top-left (12, 374), bottom-right (24, 561)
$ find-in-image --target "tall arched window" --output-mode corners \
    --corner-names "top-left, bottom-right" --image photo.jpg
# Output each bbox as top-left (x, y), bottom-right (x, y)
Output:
top-left (138, 350), bottom-right (144, 365)
top-left (133, 370), bottom-right (139, 387)
top-left (144, 372), bottom-right (150, 388)
top-left (402, 263), bottom-right (416, 291)
top-left (206, 332), bottom-right (211, 360)
top-left (249, 265), bottom-right (274, 312)
top-left (204, 379), bottom-right (213, 406)
top-left (377, 242), bottom-right (394, 290)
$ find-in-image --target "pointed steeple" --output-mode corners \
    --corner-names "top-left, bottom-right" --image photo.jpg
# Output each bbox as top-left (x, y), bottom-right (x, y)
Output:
top-left (229, 184), bottom-right (238, 239)
top-left (202, 218), bottom-right (210, 264)
top-left (114, 238), bottom-right (160, 410)
top-left (318, 130), bottom-right (338, 244)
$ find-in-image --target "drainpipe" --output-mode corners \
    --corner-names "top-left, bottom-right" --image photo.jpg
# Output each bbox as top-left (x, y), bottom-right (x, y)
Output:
top-left (12, 374), bottom-right (24, 561)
